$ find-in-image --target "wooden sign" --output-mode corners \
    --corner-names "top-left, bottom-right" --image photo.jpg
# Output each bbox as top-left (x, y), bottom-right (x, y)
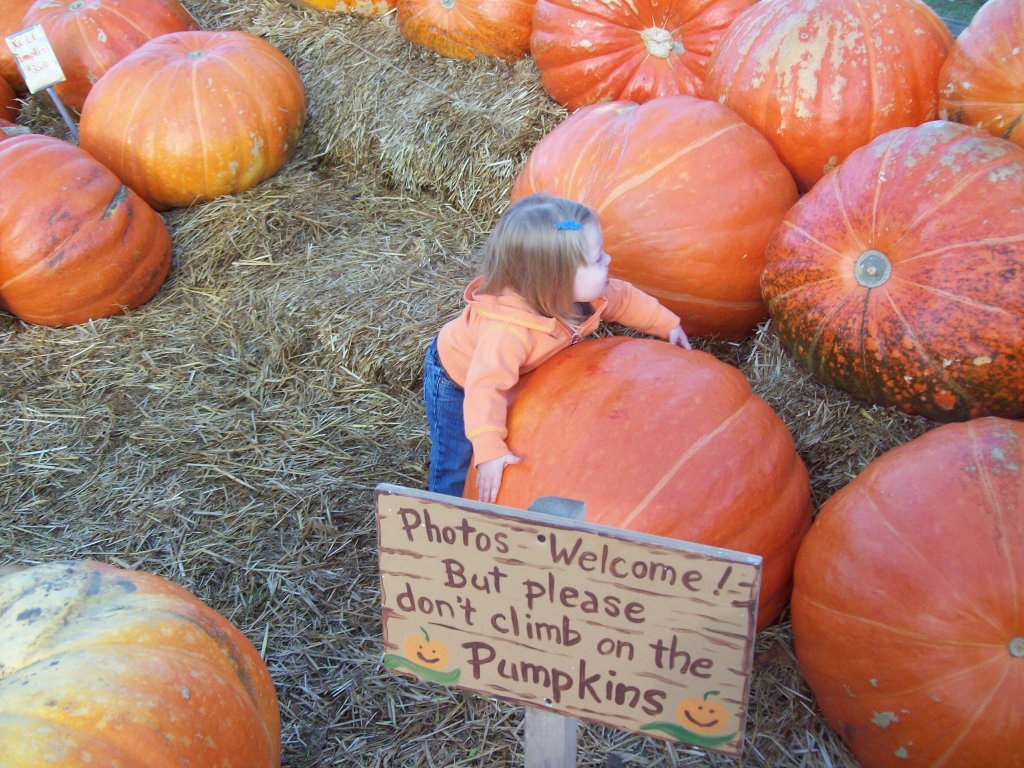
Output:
top-left (376, 484), bottom-right (762, 755)
top-left (5, 25), bottom-right (66, 94)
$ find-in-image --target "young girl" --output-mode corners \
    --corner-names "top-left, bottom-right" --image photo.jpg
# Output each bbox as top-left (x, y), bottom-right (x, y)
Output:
top-left (424, 193), bottom-right (691, 503)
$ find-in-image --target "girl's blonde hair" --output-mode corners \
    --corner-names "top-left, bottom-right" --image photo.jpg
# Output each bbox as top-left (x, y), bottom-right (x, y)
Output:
top-left (477, 193), bottom-right (598, 324)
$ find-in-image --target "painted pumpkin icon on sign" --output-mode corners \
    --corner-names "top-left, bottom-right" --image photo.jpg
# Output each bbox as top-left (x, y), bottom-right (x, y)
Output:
top-left (641, 690), bottom-right (738, 747)
top-left (384, 626), bottom-right (461, 685)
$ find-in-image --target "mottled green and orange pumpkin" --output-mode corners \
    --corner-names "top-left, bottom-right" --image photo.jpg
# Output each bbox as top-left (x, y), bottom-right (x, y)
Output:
top-left (761, 120), bottom-right (1024, 421)
top-left (466, 337), bottom-right (813, 629)
top-left (22, 0), bottom-right (198, 112)
top-left (397, 0), bottom-right (536, 61)
top-left (531, 0), bottom-right (754, 110)
top-left (791, 417), bottom-right (1024, 768)
top-left (79, 29), bottom-right (306, 210)
top-left (0, 560), bottom-right (281, 767)
top-left (512, 94), bottom-right (798, 340)
top-left (0, 134), bottom-right (171, 326)
top-left (703, 0), bottom-right (952, 191)
top-left (938, 0), bottom-right (1024, 148)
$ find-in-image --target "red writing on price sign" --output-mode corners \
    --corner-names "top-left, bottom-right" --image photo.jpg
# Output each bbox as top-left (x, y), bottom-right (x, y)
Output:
top-left (5, 24), bottom-right (66, 94)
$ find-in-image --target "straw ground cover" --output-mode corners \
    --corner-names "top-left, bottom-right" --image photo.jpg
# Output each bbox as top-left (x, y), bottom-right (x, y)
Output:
top-left (1, 0), bottom-right (979, 765)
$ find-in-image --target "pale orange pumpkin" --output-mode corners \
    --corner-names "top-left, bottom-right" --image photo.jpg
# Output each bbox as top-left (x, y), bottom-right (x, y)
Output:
top-left (938, 0), bottom-right (1024, 148)
top-left (0, 134), bottom-right (171, 326)
top-left (511, 95), bottom-right (798, 340)
top-left (79, 30), bottom-right (306, 210)
top-left (0, 560), bottom-right (281, 767)
top-left (22, 0), bottom-right (198, 112)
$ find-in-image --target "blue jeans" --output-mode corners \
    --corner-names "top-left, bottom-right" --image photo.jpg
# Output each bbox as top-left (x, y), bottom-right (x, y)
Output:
top-left (423, 336), bottom-right (473, 497)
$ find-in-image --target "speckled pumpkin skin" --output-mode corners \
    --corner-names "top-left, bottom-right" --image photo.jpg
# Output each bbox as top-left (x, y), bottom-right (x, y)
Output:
top-left (761, 120), bottom-right (1024, 421)
top-left (0, 560), bottom-right (281, 768)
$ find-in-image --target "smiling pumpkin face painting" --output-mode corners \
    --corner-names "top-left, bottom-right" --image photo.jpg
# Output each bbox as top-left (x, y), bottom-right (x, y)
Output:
top-left (403, 627), bottom-right (450, 670)
top-left (676, 690), bottom-right (729, 736)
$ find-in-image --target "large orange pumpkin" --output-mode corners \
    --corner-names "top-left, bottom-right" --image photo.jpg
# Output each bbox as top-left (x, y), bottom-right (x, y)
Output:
top-left (0, 560), bottom-right (281, 767)
top-left (79, 30), bottom-right (306, 210)
top-left (938, 0), bottom-right (1024, 149)
top-left (791, 417), bottom-right (1024, 768)
top-left (511, 95), bottom-right (798, 340)
top-left (0, 0), bottom-right (36, 92)
top-left (22, 0), bottom-right (198, 112)
top-left (396, 0), bottom-right (536, 61)
top-left (531, 0), bottom-right (754, 111)
top-left (703, 0), bottom-right (952, 192)
top-left (0, 134), bottom-right (171, 326)
top-left (465, 337), bottom-right (813, 629)
top-left (761, 120), bottom-right (1024, 421)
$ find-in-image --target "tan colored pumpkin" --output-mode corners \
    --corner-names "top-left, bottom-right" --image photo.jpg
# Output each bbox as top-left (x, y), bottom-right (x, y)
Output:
top-left (0, 560), bottom-right (281, 767)
top-left (79, 29), bottom-right (306, 210)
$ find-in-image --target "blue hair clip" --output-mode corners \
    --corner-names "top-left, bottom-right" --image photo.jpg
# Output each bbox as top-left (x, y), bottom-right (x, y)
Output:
top-left (555, 219), bottom-right (582, 231)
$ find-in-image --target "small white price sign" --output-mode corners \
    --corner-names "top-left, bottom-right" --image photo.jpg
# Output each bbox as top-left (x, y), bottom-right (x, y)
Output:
top-left (5, 24), bottom-right (66, 94)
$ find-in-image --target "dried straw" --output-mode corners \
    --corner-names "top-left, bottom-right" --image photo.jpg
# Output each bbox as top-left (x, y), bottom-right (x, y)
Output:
top-left (0, 1), bottom-right (936, 766)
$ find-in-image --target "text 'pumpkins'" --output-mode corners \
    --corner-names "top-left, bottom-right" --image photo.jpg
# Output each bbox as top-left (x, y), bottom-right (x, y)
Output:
top-left (0, 560), bottom-right (281, 768)
top-left (762, 120), bottom-right (1024, 422)
top-left (0, 134), bottom-right (171, 326)
top-left (703, 0), bottom-right (952, 192)
top-left (512, 95), bottom-right (798, 340)
top-left (79, 30), bottom-right (306, 210)
top-left (466, 337), bottom-right (813, 629)
top-left (791, 417), bottom-right (1024, 768)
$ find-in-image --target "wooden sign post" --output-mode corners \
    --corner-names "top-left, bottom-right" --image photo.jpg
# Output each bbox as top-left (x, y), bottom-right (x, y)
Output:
top-left (5, 24), bottom-right (78, 142)
top-left (376, 484), bottom-right (762, 760)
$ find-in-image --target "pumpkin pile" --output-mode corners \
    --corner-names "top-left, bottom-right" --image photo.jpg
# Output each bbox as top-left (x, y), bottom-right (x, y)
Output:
top-left (0, 0), bottom-right (306, 325)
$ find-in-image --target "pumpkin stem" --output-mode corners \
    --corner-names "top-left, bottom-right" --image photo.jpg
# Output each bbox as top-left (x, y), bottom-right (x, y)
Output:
top-left (1010, 637), bottom-right (1024, 657)
top-left (703, 690), bottom-right (720, 700)
top-left (421, 626), bottom-right (430, 642)
top-left (68, 0), bottom-right (84, 9)
top-left (439, 0), bottom-right (456, 8)
top-left (855, 250), bottom-right (892, 288)
top-left (640, 27), bottom-right (680, 59)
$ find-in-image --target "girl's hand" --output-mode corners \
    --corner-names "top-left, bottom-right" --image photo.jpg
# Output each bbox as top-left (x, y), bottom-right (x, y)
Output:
top-left (668, 325), bottom-right (692, 350)
top-left (476, 454), bottom-right (521, 504)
